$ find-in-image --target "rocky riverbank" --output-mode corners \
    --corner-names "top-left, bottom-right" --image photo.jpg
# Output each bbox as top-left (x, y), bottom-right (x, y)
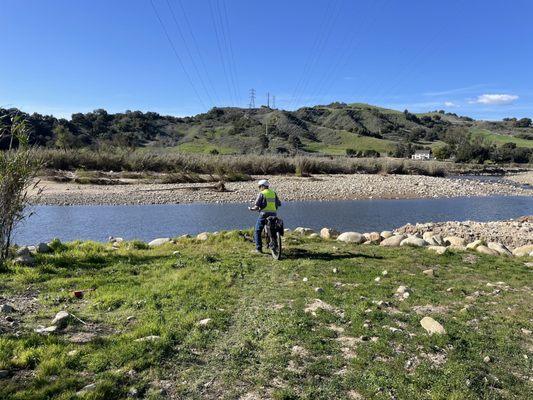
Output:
top-left (31, 173), bottom-right (532, 205)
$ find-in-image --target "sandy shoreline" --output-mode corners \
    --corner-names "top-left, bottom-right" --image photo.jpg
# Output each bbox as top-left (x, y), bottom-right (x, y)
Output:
top-left (30, 173), bottom-right (532, 206)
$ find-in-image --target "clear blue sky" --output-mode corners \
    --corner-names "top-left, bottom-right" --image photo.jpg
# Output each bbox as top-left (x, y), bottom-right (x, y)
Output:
top-left (1, 0), bottom-right (532, 120)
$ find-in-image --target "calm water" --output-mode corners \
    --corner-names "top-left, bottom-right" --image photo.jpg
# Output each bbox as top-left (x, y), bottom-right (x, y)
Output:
top-left (13, 196), bottom-right (533, 244)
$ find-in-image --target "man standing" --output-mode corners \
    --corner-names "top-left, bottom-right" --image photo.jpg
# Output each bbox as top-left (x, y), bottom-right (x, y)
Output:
top-left (249, 179), bottom-right (281, 253)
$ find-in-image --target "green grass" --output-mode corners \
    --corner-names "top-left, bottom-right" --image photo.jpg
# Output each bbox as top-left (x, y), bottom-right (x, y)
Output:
top-left (470, 128), bottom-right (533, 148)
top-left (305, 131), bottom-right (396, 155)
top-left (1, 234), bottom-right (531, 399)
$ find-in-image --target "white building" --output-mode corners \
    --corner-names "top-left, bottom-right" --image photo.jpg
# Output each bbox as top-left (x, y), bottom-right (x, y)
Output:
top-left (411, 149), bottom-right (432, 160)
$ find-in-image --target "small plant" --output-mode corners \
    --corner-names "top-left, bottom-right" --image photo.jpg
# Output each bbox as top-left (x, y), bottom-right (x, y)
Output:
top-left (0, 115), bottom-right (42, 268)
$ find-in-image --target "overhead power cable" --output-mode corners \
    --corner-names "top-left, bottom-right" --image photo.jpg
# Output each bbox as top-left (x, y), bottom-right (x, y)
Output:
top-left (149, 0), bottom-right (207, 109)
top-left (165, 0), bottom-right (217, 106)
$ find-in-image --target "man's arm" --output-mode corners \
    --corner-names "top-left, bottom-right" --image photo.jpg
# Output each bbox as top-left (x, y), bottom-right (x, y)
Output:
top-left (275, 194), bottom-right (281, 208)
top-left (250, 193), bottom-right (265, 211)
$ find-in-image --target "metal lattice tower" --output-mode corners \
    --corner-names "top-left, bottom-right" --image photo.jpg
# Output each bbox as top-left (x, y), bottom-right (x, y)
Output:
top-left (248, 88), bottom-right (256, 108)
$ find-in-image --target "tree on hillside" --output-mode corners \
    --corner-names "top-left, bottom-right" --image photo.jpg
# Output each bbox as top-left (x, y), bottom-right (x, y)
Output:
top-left (514, 118), bottom-right (532, 128)
top-left (54, 125), bottom-right (77, 151)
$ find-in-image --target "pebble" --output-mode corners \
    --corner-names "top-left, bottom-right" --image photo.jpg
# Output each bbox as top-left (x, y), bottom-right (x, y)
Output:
top-left (483, 356), bottom-right (491, 363)
top-left (315, 287), bottom-right (324, 294)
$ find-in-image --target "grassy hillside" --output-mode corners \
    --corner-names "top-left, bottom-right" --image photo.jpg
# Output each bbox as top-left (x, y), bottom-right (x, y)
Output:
top-left (2, 104), bottom-right (532, 157)
top-left (1, 233), bottom-right (531, 399)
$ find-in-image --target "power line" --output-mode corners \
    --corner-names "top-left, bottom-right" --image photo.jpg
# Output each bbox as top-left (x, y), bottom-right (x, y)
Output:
top-left (149, 0), bottom-right (207, 109)
top-left (165, 0), bottom-right (215, 106)
top-left (220, 0), bottom-right (241, 106)
top-left (176, 0), bottom-right (221, 105)
top-left (208, 0), bottom-right (235, 106)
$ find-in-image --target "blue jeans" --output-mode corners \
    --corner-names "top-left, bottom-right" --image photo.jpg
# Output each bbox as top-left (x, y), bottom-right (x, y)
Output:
top-left (254, 212), bottom-right (276, 250)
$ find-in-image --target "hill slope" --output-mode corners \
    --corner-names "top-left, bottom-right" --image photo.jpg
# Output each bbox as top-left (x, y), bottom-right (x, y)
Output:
top-left (1, 103), bottom-right (532, 155)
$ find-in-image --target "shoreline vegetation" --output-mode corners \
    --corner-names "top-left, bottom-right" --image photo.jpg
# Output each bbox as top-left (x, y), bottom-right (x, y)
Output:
top-left (1, 229), bottom-right (531, 399)
top-left (38, 149), bottom-right (531, 178)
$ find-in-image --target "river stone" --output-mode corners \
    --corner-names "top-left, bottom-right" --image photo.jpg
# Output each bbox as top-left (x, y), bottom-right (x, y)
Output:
top-left (512, 244), bottom-right (533, 257)
top-left (476, 245), bottom-right (499, 256)
top-left (196, 232), bottom-right (209, 241)
top-left (294, 227), bottom-right (315, 235)
top-left (77, 383), bottom-right (97, 396)
top-left (52, 311), bottom-right (71, 328)
top-left (36, 242), bottom-right (52, 253)
top-left (368, 232), bottom-right (381, 243)
top-left (14, 254), bottom-right (35, 266)
top-left (487, 242), bottom-right (512, 256)
top-left (400, 237), bottom-right (428, 247)
top-left (0, 304), bottom-right (15, 313)
top-left (148, 238), bottom-right (171, 247)
top-left (320, 227), bottom-right (339, 240)
top-left (420, 316), bottom-right (446, 335)
top-left (380, 231), bottom-right (393, 239)
top-left (380, 235), bottom-right (406, 247)
top-left (444, 236), bottom-right (466, 247)
top-left (466, 239), bottom-right (484, 250)
top-left (427, 245), bottom-right (447, 255)
top-left (16, 247), bottom-right (31, 256)
top-left (337, 232), bottom-right (364, 244)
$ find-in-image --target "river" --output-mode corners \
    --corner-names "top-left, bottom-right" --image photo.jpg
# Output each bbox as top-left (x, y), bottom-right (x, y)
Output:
top-left (13, 195), bottom-right (533, 244)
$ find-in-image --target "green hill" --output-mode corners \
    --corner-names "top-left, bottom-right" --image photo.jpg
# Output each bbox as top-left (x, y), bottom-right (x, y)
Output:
top-left (1, 103), bottom-right (532, 156)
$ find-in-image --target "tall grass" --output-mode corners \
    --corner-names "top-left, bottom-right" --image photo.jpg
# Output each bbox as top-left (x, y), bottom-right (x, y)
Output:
top-left (38, 148), bottom-right (475, 177)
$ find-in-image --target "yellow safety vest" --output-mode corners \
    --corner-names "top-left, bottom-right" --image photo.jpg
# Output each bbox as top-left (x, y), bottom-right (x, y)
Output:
top-left (261, 189), bottom-right (278, 212)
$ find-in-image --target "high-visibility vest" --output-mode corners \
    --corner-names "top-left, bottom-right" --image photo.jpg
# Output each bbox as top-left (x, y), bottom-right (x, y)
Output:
top-left (261, 188), bottom-right (278, 212)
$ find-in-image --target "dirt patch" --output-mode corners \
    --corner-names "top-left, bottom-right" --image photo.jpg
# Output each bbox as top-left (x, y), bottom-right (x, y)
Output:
top-left (304, 299), bottom-right (342, 316)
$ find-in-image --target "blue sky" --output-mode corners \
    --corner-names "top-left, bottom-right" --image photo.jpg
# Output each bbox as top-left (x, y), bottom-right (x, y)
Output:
top-left (1, 0), bottom-right (532, 120)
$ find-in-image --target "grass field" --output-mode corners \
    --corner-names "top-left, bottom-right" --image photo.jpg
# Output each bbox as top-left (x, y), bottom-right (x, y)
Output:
top-left (305, 131), bottom-right (396, 155)
top-left (470, 128), bottom-right (533, 148)
top-left (1, 234), bottom-right (531, 399)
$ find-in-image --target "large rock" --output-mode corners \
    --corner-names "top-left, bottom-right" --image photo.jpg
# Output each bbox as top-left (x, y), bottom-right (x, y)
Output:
top-left (16, 247), bottom-right (31, 256)
top-left (444, 236), bottom-right (466, 247)
top-left (36, 242), bottom-right (51, 253)
top-left (367, 232), bottom-right (381, 243)
top-left (476, 245), bottom-right (499, 256)
top-left (512, 244), bottom-right (533, 257)
top-left (14, 254), bottom-right (35, 266)
top-left (294, 227), bottom-right (315, 236)
top-left (466, 239), bottom-right (484, 250)
top-left (51, 311), bottom-right (71, 328)
top-left (425, 234), bottom-right (444, 246)
top-left (427, 245), bottom-right (447, 255)
top-left (196, 232), bottom-right (209, 241)
top-left (320, 227), bottom-right (339, 240)
top-left (380, 231), bottom-right (393, 239)
top-left (400, 237), bottom-right (428, 247)
top-left (337, 232), bottom-right (365, 244)
top-left (487, 242), bottom-right (512, 256)
top-left (380, 235), bottom-right (407, 247)
top-left (148, 238), bottom-right (171, 247)
top-left (420, 316), bottom-right (446, 335)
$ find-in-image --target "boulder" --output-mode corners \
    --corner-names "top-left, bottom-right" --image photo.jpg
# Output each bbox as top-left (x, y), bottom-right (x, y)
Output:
top-left (294, 227), bottom-right (315, 236)
top-left (380, 235), bottom-right (407, 247)
top-left (320, 227), bottom-right (340, 240)
top-left (427, 245), bottom-right (447, 255)
top-left (396, 285), bottom-right (409, 295)
top-left (380, 231), bottom-right (393, 239)
top-left (148, 238), bottom-right (171, 247)
top-left (444, 236), bottom-right (466, 247)
top-left (420, 316), bottom-right (446, 335)
top-left (448, 244), bottom-right (467, 251)
top-left (0, 370), bottom-right (10, 379)
top-left (337, 232), bottom-right (365, 244)
top-left (512, 244), bottom-right (533, 257)
top-left (466, 239), bottom-right (484, 250)
top-left (177, 234), bottom-right (191, 240)
top-left (422, 232), bottom-right (435, 241)
top-left (196, 232), bottom-right (209, 241)
top-left (308, 233), bottom-right (319, 239)
top-left (487, 242), bottom-right (512, 256)
top-left (422, 269), bottom-right (434, 277)
top-left (14, 254), bottom-right (35, 267)
top-left (400, 237), bottom-right (428, 247)
top-left (368, 232), bottom-right (381, 243)
top-left (35, 326), bottom-right (58, 334)
top-left (16, 247), bottom-right (31, 256)
top-left (476, 245), bottom-right (499, 256)
top-left (425, 234), bottom-right (444, 246)
top-left (107, 237), bottom-right (123, 245)
top-left (51, 311), bottom-right (71, 328)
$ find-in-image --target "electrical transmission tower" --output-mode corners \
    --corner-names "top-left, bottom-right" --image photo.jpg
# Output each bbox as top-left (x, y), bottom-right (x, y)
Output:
top-left (272, 95), bottom-right (276, 109)
top-left (248, 88), bottom-right (256, 108)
